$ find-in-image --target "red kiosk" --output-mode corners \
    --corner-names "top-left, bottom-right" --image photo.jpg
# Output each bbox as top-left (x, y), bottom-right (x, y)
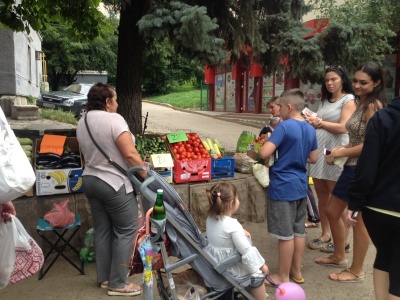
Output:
top-left (205, 18), bottom-right (399, 114)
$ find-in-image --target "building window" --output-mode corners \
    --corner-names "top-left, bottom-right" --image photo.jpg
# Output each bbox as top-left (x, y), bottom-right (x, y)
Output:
top-left (27, 45), bottom-right (32, 82)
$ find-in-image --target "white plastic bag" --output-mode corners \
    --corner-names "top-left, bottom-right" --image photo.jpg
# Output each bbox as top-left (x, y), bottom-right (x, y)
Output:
top-left (0, 219), bottom-right (16, 288)
top-left (0, 216), bottom-right (44, 289)
top-left (0, 107), bottom-right (36, 204)
top-left (252, 163), bottom-right (269, 188)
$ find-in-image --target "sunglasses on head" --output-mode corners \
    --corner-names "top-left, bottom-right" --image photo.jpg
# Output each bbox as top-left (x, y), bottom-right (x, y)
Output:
top-left (325, 65), bottom-right (343, 72)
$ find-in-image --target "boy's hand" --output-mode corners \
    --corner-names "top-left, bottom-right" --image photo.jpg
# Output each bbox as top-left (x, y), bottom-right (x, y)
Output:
top-left (243, 229), bottom-right (251, 238)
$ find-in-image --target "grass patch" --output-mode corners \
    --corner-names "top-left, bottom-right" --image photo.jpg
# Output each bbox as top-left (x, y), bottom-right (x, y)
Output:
top-left (146, 86), bottom-right (205, 110)
top-left (38, 108), bottom-right (78, 125)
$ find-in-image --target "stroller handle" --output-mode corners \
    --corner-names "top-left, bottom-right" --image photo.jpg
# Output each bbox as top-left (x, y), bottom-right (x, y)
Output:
top-left (127, 166), bottom-right (146, 192)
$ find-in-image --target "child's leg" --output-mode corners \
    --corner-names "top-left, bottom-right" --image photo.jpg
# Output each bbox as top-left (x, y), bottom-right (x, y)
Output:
top-left (250, 283), bottom-right (267, 300)
top-left (277, 239), bottom-right (294, 282)
top-left (290, 236), bottom-right (306, 279)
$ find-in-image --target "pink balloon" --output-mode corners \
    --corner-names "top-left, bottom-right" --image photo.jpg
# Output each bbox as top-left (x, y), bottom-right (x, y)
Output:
top-left (275, 282), bottom-right (306, 300)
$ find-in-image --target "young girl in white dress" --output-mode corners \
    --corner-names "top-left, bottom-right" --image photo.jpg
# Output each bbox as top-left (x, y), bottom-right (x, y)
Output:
top-left (205, 182), bottom-right (269, 300)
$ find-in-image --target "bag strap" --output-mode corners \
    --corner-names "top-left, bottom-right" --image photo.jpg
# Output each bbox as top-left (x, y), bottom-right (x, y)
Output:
top-left (84, 113), bottom-right (127, 176)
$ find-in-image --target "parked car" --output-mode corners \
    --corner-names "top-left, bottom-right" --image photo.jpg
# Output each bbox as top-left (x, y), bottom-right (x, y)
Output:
top-left (36, 83), bottom-right (93, 119)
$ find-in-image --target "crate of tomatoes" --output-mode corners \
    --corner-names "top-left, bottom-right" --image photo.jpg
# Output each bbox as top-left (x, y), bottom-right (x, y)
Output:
top-left (166, 132), bottom-right (211, 183)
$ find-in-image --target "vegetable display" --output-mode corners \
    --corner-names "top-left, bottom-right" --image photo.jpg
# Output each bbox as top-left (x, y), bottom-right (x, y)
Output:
top-left (168, 133), bottom-right (210, 161)
top-left (135, 135), bottom-right (169, 160)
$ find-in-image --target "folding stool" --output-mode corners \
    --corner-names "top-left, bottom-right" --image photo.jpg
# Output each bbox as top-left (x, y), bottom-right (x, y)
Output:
top-left (36, 214), bottom-right (85, 280)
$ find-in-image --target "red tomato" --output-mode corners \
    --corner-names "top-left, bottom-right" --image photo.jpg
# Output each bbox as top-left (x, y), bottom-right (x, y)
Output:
top-left (180, 153), bottom-right (186, 159)
top-left (192, 155), bottom-right (198, 160)
top-left (173, 149), bottom-right (177, 154)
top-left (175, 154), bottom-right (180, 160)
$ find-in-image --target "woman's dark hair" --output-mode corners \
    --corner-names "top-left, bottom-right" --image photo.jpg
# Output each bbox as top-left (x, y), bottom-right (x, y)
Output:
top-left (206, 182), bottom-right (238, 220)
top-left (321, 66), bottom-right (353, 101)
top-left (86, 82), bottom-right (115, 112)
top-left (355, 62), bottom-right (388, 111)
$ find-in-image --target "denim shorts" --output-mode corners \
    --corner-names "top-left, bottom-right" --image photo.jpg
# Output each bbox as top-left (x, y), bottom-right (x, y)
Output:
top-left (267, 198), bottom-right (307, 240)
top-left (332, 166), bottom-right (356, 203)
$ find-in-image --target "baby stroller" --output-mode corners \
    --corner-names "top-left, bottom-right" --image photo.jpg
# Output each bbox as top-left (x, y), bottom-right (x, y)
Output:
top-left (127, 167), bottom-right (259, 300)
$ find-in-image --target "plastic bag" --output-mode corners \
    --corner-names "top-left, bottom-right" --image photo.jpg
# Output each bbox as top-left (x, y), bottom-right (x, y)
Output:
top-left (236, 131), bottom-right (256, 153)
top-left (172, 269), bottom-right (208, 300)
top-left (80, 228), bottom-right (95, 266)
top-left (44, 199), bottom-right (75, 228)
top-left (0, 107), bottom-right (36, 204)
top-left (0, 219), bottom-right (15, 288)
top-left (129, 226), bottom-right (170, 276)
top-left (234, 153), bottom-right (256, 174)
top-left (0, 216), bottom-right (44, 288)
top-left (252, 163), bottom-right (269, 187)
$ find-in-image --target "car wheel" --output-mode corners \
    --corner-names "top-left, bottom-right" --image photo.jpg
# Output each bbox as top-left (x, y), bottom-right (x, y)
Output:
top-left (79, 106), bottom-right (87, 119)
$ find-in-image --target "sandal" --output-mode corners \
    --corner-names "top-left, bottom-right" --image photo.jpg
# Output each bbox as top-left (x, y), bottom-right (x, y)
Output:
top-left (100, 281), bottom-right (108, 289)
top-left (329, 268), bottom-right (365, 283)
top-left (289, 275), bottom-right (305, 284)
top-left (320, 243), bottom-right (351, 253)
top-left (108, 283), bottom-right (142, 296)
top-left (315, 255), bottom-right (348, 268)
top-left (308, 236), bottom-right (331, 250)
top-left (305, 221), bottom-right (320, 228)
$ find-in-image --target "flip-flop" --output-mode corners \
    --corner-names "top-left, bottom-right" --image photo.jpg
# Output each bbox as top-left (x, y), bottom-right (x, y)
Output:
top-left (289, 275), bottom-right (305, 284)
top-left (315, 255), bottom-right (348, 268)
top-left (329, 269), bottom-right (365, 283)
top-left (100, 281), bottom-right (108, 289)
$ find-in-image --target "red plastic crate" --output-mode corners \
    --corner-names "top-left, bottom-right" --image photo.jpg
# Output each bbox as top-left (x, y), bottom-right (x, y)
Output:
top-left (164, 133), bottom-right (211, 183)
top-left (172, 158), bottom-right (211, 183)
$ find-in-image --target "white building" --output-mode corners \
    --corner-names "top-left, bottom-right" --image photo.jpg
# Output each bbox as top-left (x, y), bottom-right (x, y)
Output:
top-left (0, 27), bottom-right (43, 116)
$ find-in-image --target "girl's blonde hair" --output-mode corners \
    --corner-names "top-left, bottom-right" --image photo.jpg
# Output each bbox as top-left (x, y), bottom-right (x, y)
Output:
top-left (206, 182), bottom-right (238, 220)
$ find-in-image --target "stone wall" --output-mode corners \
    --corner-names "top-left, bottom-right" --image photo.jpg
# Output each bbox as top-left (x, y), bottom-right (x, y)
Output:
top-left (13, 173), bottom-right (267, 253)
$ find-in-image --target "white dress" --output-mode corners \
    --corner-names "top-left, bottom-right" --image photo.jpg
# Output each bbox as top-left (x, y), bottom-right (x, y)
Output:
top-left (308, 94), bottom-right (354, 181)
top-left (205, 216), bottom-right (265, 279)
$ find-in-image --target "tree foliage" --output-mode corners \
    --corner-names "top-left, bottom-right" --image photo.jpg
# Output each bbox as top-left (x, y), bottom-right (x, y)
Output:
top-left (41, 23), bottom-right (117, 91)
top-left (0, 0), bottom-right (108, 39)
top-left (308, 0), bottom-right (400, 33)
top-left (1, 0), bottom-right (397, 133)
top-left (142, 39), bottom-right (203, 95)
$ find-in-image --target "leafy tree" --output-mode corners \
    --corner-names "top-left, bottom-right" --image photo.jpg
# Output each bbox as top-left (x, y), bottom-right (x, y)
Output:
top-left (308, 0), bottom-right (400, 33)
top-left (0, 0), bottom-right (107, 39)
top-left (308, 0), bottom-right (398, 76)
top-left (142, 38), bottom-right (203, 95)
top-left (41, 23), bottom-right (117, 91)
top-left (2, 0), bottom-right (397, 133)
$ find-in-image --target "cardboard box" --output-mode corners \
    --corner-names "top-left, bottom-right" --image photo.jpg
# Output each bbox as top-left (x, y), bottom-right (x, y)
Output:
top-left (35, 137), bottom-right (84, 196)
top-left (150, 153), bottom-right (174, 183)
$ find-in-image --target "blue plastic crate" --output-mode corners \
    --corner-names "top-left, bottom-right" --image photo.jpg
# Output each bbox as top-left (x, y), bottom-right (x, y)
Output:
top-left (211, 156), bottom-right (235, 179)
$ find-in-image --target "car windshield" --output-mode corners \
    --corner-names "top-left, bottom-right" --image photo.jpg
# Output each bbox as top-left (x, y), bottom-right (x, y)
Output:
top-left (64, 84), bottom-right (92, 95)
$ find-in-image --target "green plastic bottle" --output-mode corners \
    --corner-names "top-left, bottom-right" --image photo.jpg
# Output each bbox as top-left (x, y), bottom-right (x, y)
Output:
top-left (150, 189), bottom-right (166, 242)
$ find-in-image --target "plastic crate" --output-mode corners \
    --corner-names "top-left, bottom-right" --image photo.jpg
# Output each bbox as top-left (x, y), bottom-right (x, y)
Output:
top-left (211, 156), bottom-right (235, 179)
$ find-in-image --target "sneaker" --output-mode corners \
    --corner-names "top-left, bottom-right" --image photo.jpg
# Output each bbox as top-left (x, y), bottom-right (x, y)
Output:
top-left (321, 242), bottom-right (351, 253)
top-left (308, 237), bottom-right (332, 250)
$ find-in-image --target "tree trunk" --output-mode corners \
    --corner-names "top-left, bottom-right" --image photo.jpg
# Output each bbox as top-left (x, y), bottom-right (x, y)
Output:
top-left (116, 1), bottom-right (145, 134)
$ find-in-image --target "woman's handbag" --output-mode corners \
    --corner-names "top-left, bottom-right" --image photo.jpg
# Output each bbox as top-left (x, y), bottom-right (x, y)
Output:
top-left (0, 107), bottom-right (36, 203)
top-left (0, 216), bottom-right (44, 288)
